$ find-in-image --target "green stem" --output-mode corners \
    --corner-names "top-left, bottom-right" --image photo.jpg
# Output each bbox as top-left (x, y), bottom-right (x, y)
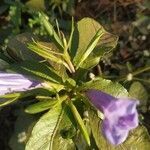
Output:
top-left (132, 66), bottom-right (150, 76)
top-left (66, 59), bottom-right (75, 73)
top-left (63, 53), bottom-right (75, 73)
top-left (116, 66), bottom-right (150, 82)
top-left (68, 100), bottom-right (90, 146)
top-left (133, 77), bottom-right (150, 84)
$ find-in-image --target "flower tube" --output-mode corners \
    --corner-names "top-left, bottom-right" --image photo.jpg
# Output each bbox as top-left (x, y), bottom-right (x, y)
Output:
top-left (86, 89), bottom-right (139, 145)
top-left (0, 72), bottom-right (41, 95)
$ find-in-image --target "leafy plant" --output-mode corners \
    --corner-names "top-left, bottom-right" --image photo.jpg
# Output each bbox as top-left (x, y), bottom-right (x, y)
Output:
top-left (0, 12), bottom-right (150, 150)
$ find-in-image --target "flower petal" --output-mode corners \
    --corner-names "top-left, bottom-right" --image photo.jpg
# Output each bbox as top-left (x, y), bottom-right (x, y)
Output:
top-left (86, 89), bottom-right (139, 145)
top-left (102, 99), bottom-right (139, 145)
top-left (117, 114), bottom-right (138, 129)
top-left (104, 99), bottom-right (139, 130)
top-left (102, 118), bottom-right (129, 145)
top-left (0, 72), bottom-right (41, 95)
top-left (86, 89), bottom-right (117, 111)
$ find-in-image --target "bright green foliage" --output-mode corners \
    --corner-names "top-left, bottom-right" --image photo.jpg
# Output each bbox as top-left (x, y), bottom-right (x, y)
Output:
top-left (25, 104), bottom-right (63, 150)
top-left (79, 77), bottom-right (128, 97)
top-left (72, 18), bottom-right (118, 69)
top-left (52, 105), bottom-right (76, 150)
top-left (39, 12), bottom-right (64, 50)
top-left (12, 61), bottom-right (63, 84)
top-left (0, 88), bottom-right (55, 107)
top-left (1, 13), bottom-right (148, 150)
top-left (25, 99), bottom-right (57, 114)
top-left (26, 0), bottom-right (45, 11)
top-left (74, 29), bottom-right (104, 69)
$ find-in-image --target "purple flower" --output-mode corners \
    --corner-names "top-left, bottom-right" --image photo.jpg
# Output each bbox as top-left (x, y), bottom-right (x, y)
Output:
top-left (86, 89), bottom-right (139, 145)
top-left (0, 72), bottom-right (41, 95)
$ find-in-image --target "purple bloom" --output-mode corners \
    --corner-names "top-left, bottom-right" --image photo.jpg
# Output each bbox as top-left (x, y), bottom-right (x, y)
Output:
top-left (0, 72), bottom-right (41, 95)
top-left (86, 89), bottom-right (139, 145)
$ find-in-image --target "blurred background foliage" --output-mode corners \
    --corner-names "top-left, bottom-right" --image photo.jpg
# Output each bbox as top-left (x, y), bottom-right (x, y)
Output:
top-left (0, 0), bottom-right (149, 149)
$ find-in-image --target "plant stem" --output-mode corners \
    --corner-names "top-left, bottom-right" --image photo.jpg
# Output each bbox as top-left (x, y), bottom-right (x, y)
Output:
top-left (116, 66), bottom-right (150, 82)
top-left (68, 100), bottom-right (90, 146)
top-left (133, 77), bottom-right (150, 84)
top-left (132, 66), bottom-right (150, 76)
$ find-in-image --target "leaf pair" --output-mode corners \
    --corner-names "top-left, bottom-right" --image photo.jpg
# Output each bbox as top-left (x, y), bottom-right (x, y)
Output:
top-left (38, 13), bottom-right (75, 73)
top-left (72, 18), bottom-right (118, 70)
top-left (38, 13), bottom-right (118, 73)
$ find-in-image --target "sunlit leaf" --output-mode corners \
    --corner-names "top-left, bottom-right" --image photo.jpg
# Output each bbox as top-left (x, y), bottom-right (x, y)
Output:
top-left (26, 0), bottom-right (46, 11)
top-left (28, 43), bottom-right (71, 72)
top-left (79, 77), bottom-right (128, 97)
top-left (25, 93), bottom-right (68, 114)
top-left (25, 105), bottom-right (63, 150)
top-left (11, 61), bottom-right (63, 84)
top-left (25, 99), bottom-right (57, 114)
top-left (72, 18), bottom-right (118, 69)
top-left (0, 88), bottom-right (54, 107)
top-left (52, 105), bottom-right (76, 150)
top-left (74, 29), bottom-right (104, 69)
top-left (35, 41), bottom-right (68, 81)
top-left (39, 12), bottom-right (64, 50)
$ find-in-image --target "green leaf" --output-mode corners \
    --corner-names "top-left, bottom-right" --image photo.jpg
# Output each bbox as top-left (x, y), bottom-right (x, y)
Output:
top-left (0, 93), bottom-right (21, 107)
top-left (28, 43), bottom-right (63, 64)
top-left (64, 78), bottom-right (76, 89)
top-left (72, 18), bottom-right (118, 69)
top-left (7, 33), bottom-right (41, 61)
top-left (11, 61), bottom-right (63, 84)
top-left (129, 81), bottom-right (148, 112)
top-left (26, 0), bottom-right (46, 11)
top-left (89, 109), bottom-right (150, 150)
top-left (25, 99), bottom-right (57, 114)
top-left (25, 94), bottom-right (68, 114)
top-left (24, 87), bottom-right (55, 97)
top-left (52, 105), bottom-right (76, 150)
top-left (25, 105), bottom-right (63, 150)
top-left (32, 41), bottom-right (68, 81)
top-left (75, 29), bottom-right (104, 69)
top-left (74, 120), bottom-right (93, 150)
top-left (129, 81), bottom-right (148, 102)
top-left (28, 43), bottom-right (72, 72)
top-left (0, 52), bottom-right (15, 64)
top-left (0, 88), bottom-right (54, 107)
top-left (79, 77), bottom-right (128, 97)
top-left (67, 17), bottom-right (75, 53)
top-left (0, 58), bottom-right (9, 70)
top-left (39, 12), bottom-right (64, 50)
